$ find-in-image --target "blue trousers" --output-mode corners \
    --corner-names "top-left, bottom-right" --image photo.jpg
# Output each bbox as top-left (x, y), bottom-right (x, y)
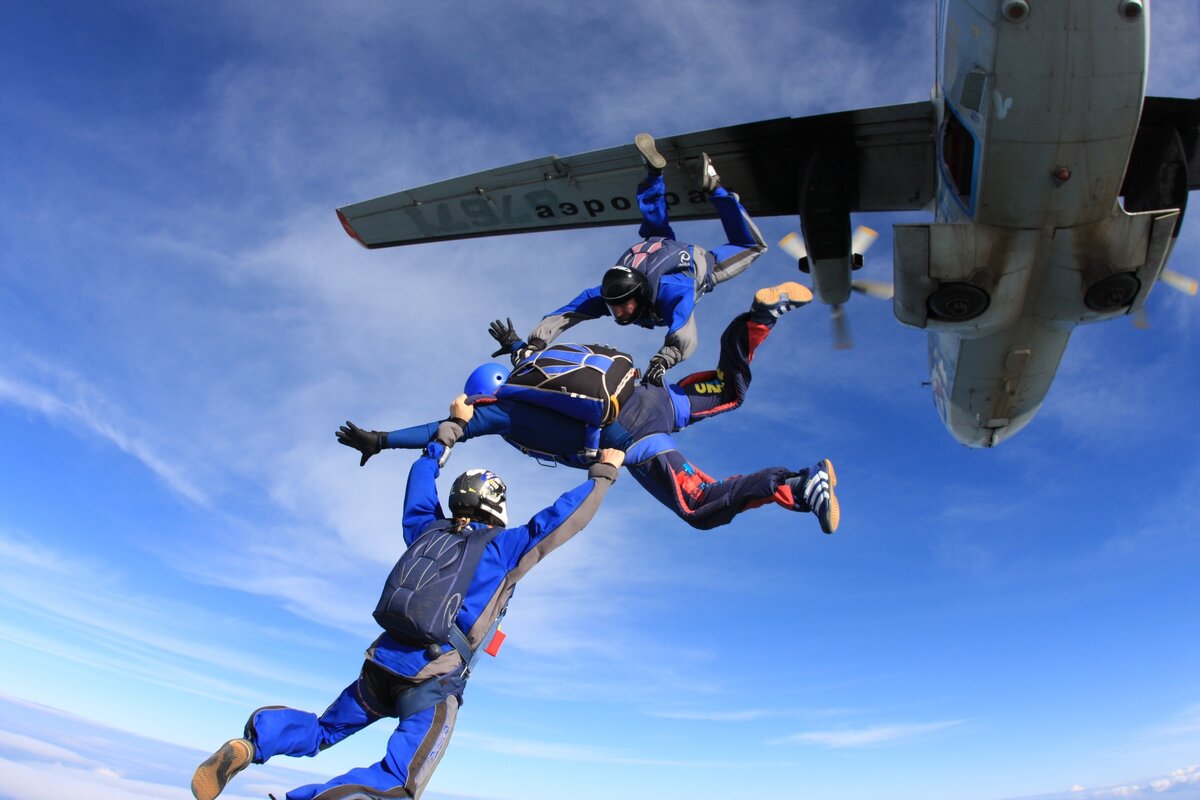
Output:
top-left (636, 175), bottom-right (766, 285)
top-left (246, 662), bottom-right (459, 799)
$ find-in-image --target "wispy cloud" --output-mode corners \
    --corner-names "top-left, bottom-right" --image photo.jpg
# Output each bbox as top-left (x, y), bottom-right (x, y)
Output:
top-left (454, 730), bottom-right (781, 769)
top-left (771, 719), bottom-right (964, 748)
top-left (651, 708), bottom-right (776, 722)
top-left (0, 693), bottom-right (332, 800)
top-left (0, 529), bottom-right (338, 703)
top-left (0, 355), bottom-right (207, 506)
top-left (1002, 765), bottom-right (1200, 800)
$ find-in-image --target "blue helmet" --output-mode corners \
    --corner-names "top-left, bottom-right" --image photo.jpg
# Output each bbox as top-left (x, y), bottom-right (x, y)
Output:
top-left (464, 363), bottom-right (510, 397)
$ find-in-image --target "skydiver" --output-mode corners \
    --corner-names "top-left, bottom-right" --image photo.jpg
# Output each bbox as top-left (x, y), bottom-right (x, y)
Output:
top-left (339, 281), bottom-right (840, 534)
top-left (488, 132), bottom-right (768, 387)
top-left (190, 416), bottom-right (624, 800)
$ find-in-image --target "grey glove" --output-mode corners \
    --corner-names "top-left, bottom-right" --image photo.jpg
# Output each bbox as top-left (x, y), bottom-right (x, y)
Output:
top-left (641, 355), bottom-right (670, 386)
top-left (337, 421), bottom-right (385, 466)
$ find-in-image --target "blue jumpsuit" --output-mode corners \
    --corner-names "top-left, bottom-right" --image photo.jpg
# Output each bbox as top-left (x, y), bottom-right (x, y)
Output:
top-left (384, 311), bottom-right (800, 531)
top-left (243, 439), bottom-right (617, 799)
top-left (527, 176), bottom-right (767, 373)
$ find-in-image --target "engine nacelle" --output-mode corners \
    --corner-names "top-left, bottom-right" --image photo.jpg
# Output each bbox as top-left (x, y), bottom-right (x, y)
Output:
top-left (892, 222), bottom-right (1034, 336)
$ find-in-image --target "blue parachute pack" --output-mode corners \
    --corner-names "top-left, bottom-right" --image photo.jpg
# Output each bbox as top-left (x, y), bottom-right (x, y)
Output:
top-left (494, 343), bottom-right (636, 461)
top-left (372, 518), bottom-right (511, 718)
top-left (373, 519), bottom-right (503, 647)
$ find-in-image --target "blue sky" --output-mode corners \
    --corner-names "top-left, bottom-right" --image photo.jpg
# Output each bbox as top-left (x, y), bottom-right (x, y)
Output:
top-left (1, 1), bottom-right (1198, 799)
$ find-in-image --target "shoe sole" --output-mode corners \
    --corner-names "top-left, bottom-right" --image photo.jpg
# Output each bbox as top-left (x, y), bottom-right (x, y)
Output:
top-left (754, 281), bottom-right (813, 307)
top-left (635, 133), bottom-right (666, 170)
top-left (192, 739), bottom-right (253, 800)
top-left (817, 458), bottom-right (839, 534)
top-left (696, 152), bottom-right (720, 192)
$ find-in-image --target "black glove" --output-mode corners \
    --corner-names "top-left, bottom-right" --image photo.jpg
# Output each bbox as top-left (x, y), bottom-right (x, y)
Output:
top-left (337, 420), bottom-right (385, 467)
top-left (488, 318), bottom-right (524, 358)
top-left (641, 355), bottom-right (670, 386)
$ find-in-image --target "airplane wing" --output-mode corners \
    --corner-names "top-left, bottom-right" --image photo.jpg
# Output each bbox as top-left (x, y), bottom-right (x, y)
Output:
top-left (336, 101), bottom-right (937, 249)
top-left (1123, 96), bottom-right (1200, 228)
top-left (1139, 96), bottom-right (1200, 191)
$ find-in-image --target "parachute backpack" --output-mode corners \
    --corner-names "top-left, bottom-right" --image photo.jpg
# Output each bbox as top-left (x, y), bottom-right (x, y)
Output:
top-left (373, 519), bottom-right (503, 647)
top-left (495, 343), bottom-right (636, 461)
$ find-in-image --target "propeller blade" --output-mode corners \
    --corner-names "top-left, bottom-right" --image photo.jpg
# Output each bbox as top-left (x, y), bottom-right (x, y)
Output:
top-left (1132, 306), bottom-right (1151, 329)
top-left (851, 225), bottom-right (879, 256)
top-left (851, 279), bottom-right (895, 300)
top-left (1160, 268), bottom-right (1199, 296)
top-left (778, 232), bottom-right (807, 261)
top-left (831, 304), bottom-right (853, 350)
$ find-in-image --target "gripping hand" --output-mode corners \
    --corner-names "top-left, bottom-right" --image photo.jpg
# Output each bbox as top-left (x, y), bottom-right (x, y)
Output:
top-left (488, 318), bottom-right (524, 358)
top-left (641, 355), bottom-right (670, 386)
top-left (512, 337), bottom-right (546, 365)
top-left (337, 420), bottom-right (385, 467)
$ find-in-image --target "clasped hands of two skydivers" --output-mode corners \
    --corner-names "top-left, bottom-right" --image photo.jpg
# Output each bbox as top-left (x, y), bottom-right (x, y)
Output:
top-left (487, 317), bottom-right (668, 386)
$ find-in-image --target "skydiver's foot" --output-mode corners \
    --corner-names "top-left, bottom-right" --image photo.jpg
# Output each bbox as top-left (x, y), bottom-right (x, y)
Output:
top-left (192, 738), bottom-right (254, 800)
top-left (690, 152), bottom-right (721, 194)
top-left (635, 132), bottom-right (666, 175)
top-left (783, 459), bottom-right (839, 534)
top-left (751, 281), bottom-right (813, 321)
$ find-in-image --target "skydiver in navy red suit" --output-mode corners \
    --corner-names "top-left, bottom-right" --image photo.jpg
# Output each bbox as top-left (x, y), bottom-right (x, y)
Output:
top-left (339, 282), bottom-right (840, 534)
top-left (488, 133), bottom-right (768, 387)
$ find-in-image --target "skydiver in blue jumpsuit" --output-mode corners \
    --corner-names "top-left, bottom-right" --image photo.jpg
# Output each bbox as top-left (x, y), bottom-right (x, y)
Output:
top-left (191, 416), bottom-right (623, 800)
top-left (340, 282), bottom-right (840, 534)
top-left (488, 133), bottom-right (768, 387)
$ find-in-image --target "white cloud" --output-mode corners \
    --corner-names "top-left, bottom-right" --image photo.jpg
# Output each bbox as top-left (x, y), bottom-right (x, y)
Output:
top-left (651, 708), bottom-right (774, 722)
top-left (773, 719), bottom-right (964, 748)
top-left (453, 730), bottom-right (777, 769)
top-left (0, 356), bottom-right (207, 506)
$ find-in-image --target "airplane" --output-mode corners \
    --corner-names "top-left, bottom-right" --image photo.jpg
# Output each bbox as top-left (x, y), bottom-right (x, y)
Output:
top-left (335, 0), bottom-right (1200, 448)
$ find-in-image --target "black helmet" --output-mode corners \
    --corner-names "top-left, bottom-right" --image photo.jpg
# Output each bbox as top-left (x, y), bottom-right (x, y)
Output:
top-left (600, 266), bottom-right (649, 323)
top-left (448, 468), bottom-right (508, 527)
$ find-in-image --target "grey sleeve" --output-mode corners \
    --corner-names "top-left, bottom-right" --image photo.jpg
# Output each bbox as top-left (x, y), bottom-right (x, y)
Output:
top-left (654, 313), bottom-right (699, 369)
top-left (434, 419), bottom-right (466, 448)
top-left (528, 311), bottom-right (593, 348)
top-left (506, 462), bottom-right (618, 585)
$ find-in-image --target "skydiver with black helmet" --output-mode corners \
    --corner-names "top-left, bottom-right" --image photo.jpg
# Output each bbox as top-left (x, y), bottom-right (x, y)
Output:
top-left (488, 133), bottom-right (768, 387)
top-left (340, 280), bottom-right (839, 534)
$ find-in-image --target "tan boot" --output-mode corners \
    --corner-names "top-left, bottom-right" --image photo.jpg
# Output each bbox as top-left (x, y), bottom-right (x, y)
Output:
top-left (191, 738), bottom-right (254, 800)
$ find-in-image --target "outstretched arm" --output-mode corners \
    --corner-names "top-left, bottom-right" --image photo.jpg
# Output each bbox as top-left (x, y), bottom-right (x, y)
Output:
top-left (400, 397), bottom-right (474, 543)
top-left (401, 442), bottom-right (446, 545)
top-left (527, 285), bottom-right (607, 347)
top-left (641, 281), bottom-right (699, 384)
top-left (498, 449), bottom-right (624, 581)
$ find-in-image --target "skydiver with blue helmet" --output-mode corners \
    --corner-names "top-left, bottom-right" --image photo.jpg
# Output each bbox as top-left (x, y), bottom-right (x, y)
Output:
top-left (191, 411), bottom-right (623, 800)
top-left (339, 281), bottom-right (839, 534)
top-left (487, 133), bottom-right (768, 387)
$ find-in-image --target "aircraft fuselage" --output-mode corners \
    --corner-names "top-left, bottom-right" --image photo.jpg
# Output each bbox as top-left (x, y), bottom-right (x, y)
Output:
top-left (892, 0), bottom-right (1176, 447)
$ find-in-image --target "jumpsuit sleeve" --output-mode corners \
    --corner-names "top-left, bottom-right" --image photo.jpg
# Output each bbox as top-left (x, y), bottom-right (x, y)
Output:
top-left (383, 404), bottom-right (514, 450)
top-left (528, 286), bottom-right (609, 346)
top-left (652, 277), bottom-right (699, 368)
top-left (401, 443), bottom-right (448, 545)
top-left (495, 462), bottom-right (619, 580)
